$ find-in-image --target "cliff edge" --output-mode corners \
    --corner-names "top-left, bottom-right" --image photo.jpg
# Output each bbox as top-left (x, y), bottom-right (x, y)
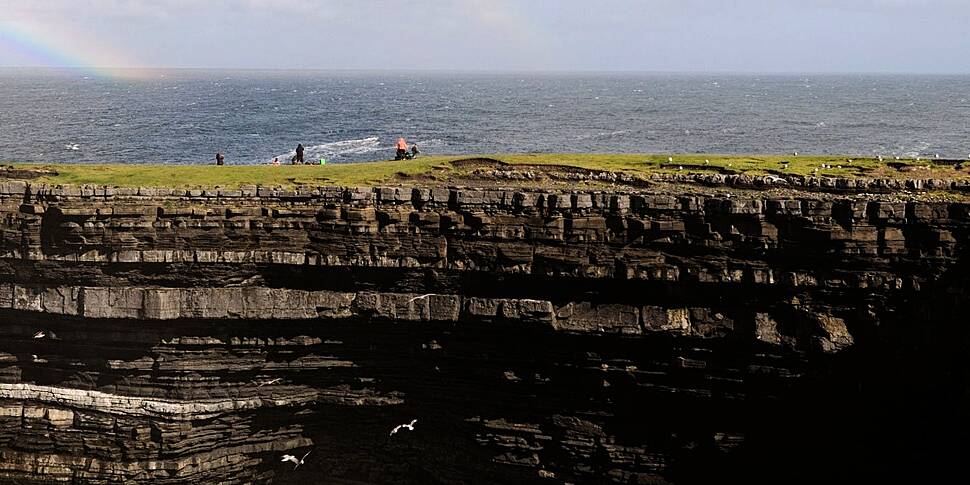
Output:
top-left (0, 179), bottom-right (967, 483)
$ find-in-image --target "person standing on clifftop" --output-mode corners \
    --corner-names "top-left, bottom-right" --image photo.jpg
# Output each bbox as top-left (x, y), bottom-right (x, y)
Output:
top-left (395, 137), bottom-right (408, 160)
top-left (292, 143), bottom-right (305, 164)
top-left (215, 152), bottom-right (225, 165)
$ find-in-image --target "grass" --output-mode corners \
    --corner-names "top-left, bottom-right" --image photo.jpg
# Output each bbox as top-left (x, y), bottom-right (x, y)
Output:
top-left (4, 153), bottom-right (967, 188)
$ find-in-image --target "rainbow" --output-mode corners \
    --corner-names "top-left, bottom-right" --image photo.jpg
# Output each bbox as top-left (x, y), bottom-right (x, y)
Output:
top-left (0, 17), bottom-right (143, 79)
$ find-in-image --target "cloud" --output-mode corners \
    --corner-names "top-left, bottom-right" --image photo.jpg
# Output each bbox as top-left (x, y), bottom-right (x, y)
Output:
top-left (1, 0), bottom-right (968, 71)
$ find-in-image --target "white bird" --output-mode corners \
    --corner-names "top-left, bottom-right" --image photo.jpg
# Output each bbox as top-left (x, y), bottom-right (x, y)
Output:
top-left (667, 157), bottom-right (674, 163)
top-left (895, 156), bottom-right (901, 160)
top-left (390, 419), bottom-right (418, 436)
top-left (33, 330), bottom-right (57, 340)
top-left (916, 156), bottom-right (922, 161)
top-left (677, 165), bottom-right (683, 171)
top-left (31, 355), bottom-right (47, 363)
top-left (704, 159), bottom-right (710, 165)
top-left (935, 154), bottom-right (940, 159)
top-left (407, 294), bottom-right (435, 304)
top-left (257, 378), bottom-right (282, 388)
top-left (878, 156), bottom-right (883, 162)
top-left (281, 451), bottom-right (311, 470)
top-left (793, 151), bottom-right (799, 156)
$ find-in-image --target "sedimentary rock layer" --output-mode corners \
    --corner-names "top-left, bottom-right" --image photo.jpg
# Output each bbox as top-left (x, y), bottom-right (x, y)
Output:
top-left (0, 182), bottom-right (967, 484)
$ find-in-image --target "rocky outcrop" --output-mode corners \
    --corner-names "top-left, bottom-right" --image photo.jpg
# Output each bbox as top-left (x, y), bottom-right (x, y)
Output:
top-left (0, 182), bottom-right (968, 484)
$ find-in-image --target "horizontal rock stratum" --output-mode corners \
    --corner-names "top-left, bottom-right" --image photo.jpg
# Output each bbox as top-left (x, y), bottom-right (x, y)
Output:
top-left (0, 181), bottom-right (967, 484)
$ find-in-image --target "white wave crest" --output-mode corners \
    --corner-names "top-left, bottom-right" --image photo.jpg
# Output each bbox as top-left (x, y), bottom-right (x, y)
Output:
top-left (271, 136), bottom-right (383, 163)
top-left (413, 138), bottom-right (446, 149)
top-left (898, 141), bottom-right (931, 158)
top-left (574, 130), bottom-right (630, 141)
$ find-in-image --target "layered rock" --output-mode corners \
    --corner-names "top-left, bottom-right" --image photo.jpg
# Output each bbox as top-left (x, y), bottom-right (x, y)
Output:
top-left (0, 181), bottom-right (967, 483)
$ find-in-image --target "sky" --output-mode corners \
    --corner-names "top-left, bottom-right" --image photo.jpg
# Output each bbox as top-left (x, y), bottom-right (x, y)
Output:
top-left (0, 0), bottom-right (968, 73)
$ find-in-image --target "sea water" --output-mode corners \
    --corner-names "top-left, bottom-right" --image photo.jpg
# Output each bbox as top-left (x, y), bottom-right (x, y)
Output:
top-left (1, 68), bottom-right (968, 164)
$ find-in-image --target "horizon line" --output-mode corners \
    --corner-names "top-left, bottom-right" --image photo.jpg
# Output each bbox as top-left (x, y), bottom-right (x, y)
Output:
top-left (1, 65), bottom-right (970, 77)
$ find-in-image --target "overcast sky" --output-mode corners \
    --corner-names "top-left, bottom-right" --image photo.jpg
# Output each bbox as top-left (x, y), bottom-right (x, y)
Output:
top-left (1, 0), bottom-right (968, 73)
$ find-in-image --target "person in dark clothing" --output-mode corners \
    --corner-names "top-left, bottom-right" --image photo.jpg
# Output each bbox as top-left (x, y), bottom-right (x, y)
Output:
top-left (410, 144), bottom-right (420, 159)
top-left (293, 144), bottom-right (305, 164)
top-left (215, 152), bottom-right (225, 165)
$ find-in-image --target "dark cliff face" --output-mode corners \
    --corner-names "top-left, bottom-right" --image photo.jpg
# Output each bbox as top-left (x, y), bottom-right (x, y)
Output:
top-left (0, 181), bottom-right (968, 484)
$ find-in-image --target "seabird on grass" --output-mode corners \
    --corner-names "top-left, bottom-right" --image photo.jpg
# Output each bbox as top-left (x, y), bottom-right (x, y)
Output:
top-left (390, 419), bottom-right (418, 436)
top-left (281, 451), bottom-right (311, 470)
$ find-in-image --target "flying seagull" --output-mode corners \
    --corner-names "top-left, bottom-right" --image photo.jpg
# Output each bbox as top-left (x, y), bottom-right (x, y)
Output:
top-left (390, 419), bottom-right (418, 436)
top-left (281, 451), bottom-right (311, 470)
top-left (257, 378), bottom-right (282, 388)
top-left (407, 294), bottom-right (435, 304)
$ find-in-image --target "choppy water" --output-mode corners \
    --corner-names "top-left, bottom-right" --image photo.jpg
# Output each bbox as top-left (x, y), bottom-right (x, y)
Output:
top-left (1, 68), bottom-right (969, 164)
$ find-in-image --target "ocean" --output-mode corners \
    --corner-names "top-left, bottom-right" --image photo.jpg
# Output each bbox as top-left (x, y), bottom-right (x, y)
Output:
top-left (1, 68), bottom-right (968, 165)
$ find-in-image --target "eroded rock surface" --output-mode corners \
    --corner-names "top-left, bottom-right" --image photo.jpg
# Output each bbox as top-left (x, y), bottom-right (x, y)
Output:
top-left (0, 182), bottom-right (968, 484)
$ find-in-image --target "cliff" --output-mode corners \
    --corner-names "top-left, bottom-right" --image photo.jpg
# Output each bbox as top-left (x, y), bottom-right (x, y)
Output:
top-left (0, 180), bottom-right (967, 484)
